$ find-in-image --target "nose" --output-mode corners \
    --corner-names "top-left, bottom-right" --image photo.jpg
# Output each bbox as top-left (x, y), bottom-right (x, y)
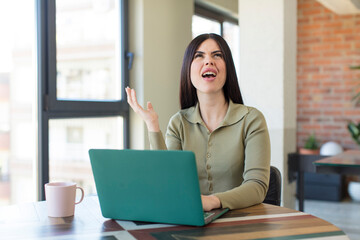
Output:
top-left (205, 56), bottom-right (214, 66)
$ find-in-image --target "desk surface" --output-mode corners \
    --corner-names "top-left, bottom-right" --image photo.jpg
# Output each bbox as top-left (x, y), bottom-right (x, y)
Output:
top-left (314, 150), bottom-right (360, 175)
top-left (0, 196), bottom-right (349, 240)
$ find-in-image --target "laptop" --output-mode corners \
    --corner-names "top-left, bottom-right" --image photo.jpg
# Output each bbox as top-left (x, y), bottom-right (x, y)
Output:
top-left (89, 149), bottom-right (229, 226)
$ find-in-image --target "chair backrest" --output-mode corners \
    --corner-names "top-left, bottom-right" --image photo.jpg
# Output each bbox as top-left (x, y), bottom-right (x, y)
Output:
top-left (263, 166), bottom-right (282, 206)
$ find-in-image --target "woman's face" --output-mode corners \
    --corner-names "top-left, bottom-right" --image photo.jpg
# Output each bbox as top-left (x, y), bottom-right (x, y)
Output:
top-left (190, 39), bottom-right (226, 97)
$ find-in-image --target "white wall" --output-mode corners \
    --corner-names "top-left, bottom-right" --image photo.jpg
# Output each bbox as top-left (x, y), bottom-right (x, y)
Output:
top-left (129, 0), bottom-right (193, 149)
top-left (238, 0), bottom-right (297, 208)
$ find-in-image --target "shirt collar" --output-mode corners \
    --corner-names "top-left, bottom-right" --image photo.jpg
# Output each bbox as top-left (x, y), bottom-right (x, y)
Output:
top-left (183, 99), bottom-right (248, 126)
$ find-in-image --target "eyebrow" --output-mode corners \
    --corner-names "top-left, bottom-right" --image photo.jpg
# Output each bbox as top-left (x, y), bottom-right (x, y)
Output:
top-left (195, 50), bottom-right (222, 54)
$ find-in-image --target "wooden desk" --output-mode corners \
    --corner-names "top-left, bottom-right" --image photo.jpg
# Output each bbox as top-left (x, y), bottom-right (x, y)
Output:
top-left (314, 150), bottom-right (360, 175)
top-left (0, 196), bottom-right (349, 240)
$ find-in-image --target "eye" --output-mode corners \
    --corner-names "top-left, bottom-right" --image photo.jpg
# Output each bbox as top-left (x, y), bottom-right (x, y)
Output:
top-left (194, 53), bottom-right (203, 59)
top-left (214, 53), bottom-right (223, 58)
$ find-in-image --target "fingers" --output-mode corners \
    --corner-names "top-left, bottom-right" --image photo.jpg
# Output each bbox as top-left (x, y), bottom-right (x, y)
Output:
top-left (147, 101), bottom-right (154, 111)
top-left (201, 195), bottom-right (210, 211)
top-left (131, 88), bottom-right (138, 104)
top-left (125, 87), bottom-right (143, 113)
top-left (201, 195), bottom-right (221, 211)
top-left (125, 87), bottom-right (155, 114)
top-left (125, 87), bottom-right (138, 106)
top-left (125, 87), bottom-right (160, 132)
top-left (125, 87), bottom-right (133, 106)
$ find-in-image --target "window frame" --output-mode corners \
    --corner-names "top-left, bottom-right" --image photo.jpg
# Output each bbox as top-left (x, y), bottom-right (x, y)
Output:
top-left (36, 0), bottom-right (130, 200)
top-left (194, 3), bottom-right (238, 36)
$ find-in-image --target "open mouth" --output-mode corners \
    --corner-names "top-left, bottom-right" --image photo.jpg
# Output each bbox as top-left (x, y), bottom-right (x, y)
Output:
top-left (202, 71), bottom-right (217, 78)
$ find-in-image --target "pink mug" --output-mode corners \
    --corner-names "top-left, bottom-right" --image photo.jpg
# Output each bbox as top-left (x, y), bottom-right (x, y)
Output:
top-left (45, 182), bottom-right (84, 217)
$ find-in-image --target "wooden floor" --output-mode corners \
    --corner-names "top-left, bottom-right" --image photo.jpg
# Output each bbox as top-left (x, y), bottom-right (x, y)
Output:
top-left (299, 198), bottom-right (360, 240)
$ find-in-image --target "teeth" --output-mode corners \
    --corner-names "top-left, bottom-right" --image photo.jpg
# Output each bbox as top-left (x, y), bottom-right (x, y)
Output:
top-left (202, 71), bottom-right (216, 77)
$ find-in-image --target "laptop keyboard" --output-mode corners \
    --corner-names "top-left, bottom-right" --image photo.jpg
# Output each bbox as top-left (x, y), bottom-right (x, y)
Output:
top-left (203, 212), bottom-right (215, 219)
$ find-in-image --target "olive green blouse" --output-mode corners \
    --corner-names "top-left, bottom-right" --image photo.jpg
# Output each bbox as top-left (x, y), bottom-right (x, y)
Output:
top-left (148, 100), bottom-right (271, 209)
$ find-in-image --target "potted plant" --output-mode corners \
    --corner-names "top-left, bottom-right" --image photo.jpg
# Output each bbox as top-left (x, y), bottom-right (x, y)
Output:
top-left (350, 65), bottom-right (360, 106)
top-left (347, 65), bottom-right (360, 147)
top-left (347, 65), bottom-right (360, 201)
top-left (348, 121), bottom-right (360, 147)
top-left (299, 133), bottom-right (320, 155)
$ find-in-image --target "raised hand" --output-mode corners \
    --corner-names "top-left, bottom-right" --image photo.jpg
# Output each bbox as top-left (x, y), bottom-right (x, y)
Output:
top-left (125, 87), bottom-right (160, 132)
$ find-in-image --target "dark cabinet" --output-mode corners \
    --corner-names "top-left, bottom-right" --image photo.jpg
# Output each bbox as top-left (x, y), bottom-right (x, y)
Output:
top-left (303, 172), bottom-right (344, 201)
top-left (288, 153), bottom-right (345, 211)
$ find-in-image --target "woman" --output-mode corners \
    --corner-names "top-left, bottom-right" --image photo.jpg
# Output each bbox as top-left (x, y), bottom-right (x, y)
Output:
top-left (126, 33), bottom-right (270, 211)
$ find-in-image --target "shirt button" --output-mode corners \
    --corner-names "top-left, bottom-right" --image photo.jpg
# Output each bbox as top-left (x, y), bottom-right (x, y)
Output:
top-left (208, 142), bottom-right (212, 146)
top-left (208, 175), bottom-right (212, 181)
top-left (206, 153), bottom-right (211, 158)
top-left (206, 164), bottom-right (211, 170)
top-left (209, 184), bottom-right (213, 192)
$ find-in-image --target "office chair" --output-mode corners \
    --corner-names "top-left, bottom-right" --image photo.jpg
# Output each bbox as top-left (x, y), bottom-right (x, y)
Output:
top-left (263, 166), bottom-right (282, 206)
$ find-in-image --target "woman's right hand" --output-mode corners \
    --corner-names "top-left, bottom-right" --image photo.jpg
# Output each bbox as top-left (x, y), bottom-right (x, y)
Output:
top-left (125, 87), bottom-right (160, 132)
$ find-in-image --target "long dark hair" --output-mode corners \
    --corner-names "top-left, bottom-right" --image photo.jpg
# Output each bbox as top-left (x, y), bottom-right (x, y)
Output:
top-left (179, 33), bottom-right (243, 109)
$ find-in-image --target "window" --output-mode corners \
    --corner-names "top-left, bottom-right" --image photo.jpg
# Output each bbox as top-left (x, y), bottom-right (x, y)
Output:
top-left (0, 0), bottom-right (129, 206)
top-left (192, 15), bottom-right (221, 36)
top-left (37, 0), bottom-right (129, 200)
top-left (0, 0), bottom-right (37, 205)
top-left (55, 0), bottom-right (123, 101)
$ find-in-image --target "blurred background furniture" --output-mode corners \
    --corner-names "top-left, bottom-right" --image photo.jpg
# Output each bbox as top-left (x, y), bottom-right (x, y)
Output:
top-left (314, 150), bottom-right (360, 175)
top-left (288, 153), bottom-right (344, 212)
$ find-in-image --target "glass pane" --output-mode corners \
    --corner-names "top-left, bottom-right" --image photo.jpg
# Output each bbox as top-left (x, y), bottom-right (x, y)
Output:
top-left (0, 1), bottom-right (36, 206)
top-left (223, 21), bottom-right (240, 74)
top-left (192, 15), bottom-right (221, 38)
top-left (56, 0), bottom-right (122, 101)
top-left (49, 117), bottom-right (124, 195)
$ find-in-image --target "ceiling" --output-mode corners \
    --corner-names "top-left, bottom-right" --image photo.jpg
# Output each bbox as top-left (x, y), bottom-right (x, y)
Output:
top-left (317, 0), bottom-right (360, 15)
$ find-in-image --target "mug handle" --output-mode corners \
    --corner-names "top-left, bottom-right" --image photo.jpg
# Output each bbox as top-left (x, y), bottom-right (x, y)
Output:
top-left (75, 187), bottom-right (84, 205)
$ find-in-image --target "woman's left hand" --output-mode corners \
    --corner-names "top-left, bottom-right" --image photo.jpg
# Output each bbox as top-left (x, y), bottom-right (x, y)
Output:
top-left (201, 195), bottom-right (221, 211)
